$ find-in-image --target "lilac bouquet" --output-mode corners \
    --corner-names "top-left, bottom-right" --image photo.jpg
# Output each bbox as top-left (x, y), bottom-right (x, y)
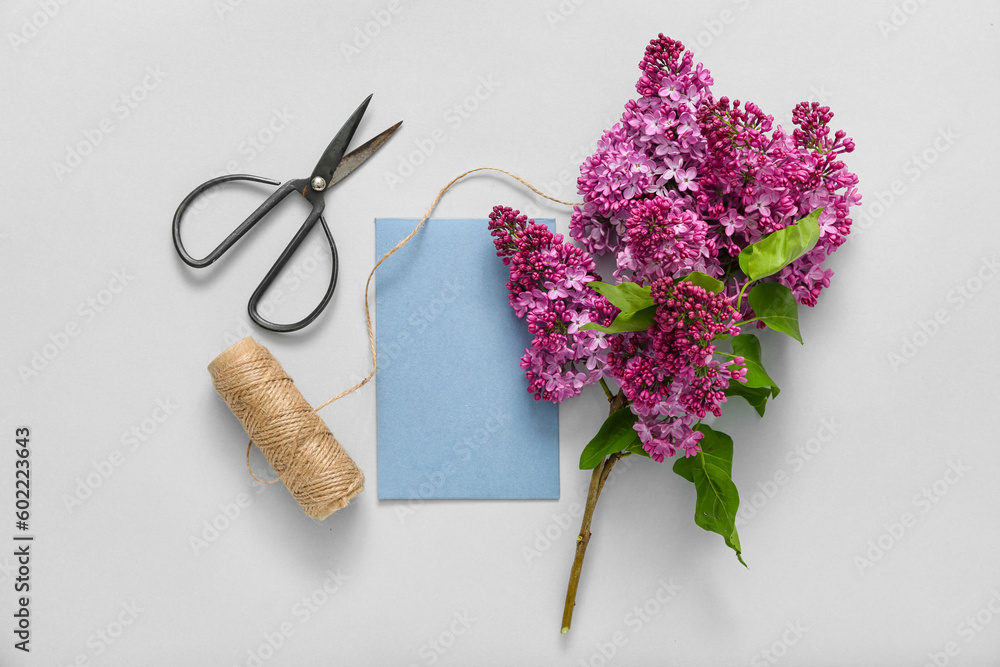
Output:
top-left (488, 35), bottom-right (859, 632)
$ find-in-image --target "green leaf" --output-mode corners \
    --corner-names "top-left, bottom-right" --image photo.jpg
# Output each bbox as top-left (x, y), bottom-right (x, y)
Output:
top-left (722, 332), bottom-right (779, 416)
top-left (679, 271), bottom-right (724, 294)
top-left (748, 282), bottom-right (803, 344)
top-left (626, 442), bottom-right (650, 458)
top-left (724, 383), bottom-right (771, 417)
top-left (673, 425), bottom-right (746, 566)
top-left (586, 281), bottom-right (654, 313)
top-left (737, 208), bottom-right (822, 281)
top-left (579, 305), bottom-right (657, 334)
top-left (579, 408), bottom-right (641, 470)
top-left (581, 281), bottom-right (657, 334)
top-left (730, 333), bottom-right (779, 397)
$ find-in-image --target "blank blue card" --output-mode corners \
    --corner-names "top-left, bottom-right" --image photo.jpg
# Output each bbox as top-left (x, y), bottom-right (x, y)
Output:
top-left (375, 218), bottom-right (559, 500)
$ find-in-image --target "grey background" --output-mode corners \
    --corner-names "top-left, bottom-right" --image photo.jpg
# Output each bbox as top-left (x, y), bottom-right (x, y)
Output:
top-left (2, 1), bottom-right (999, 665)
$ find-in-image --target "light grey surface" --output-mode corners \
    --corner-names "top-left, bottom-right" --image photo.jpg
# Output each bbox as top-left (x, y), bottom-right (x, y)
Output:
top-left (2, 1), bottom-right (999, 665)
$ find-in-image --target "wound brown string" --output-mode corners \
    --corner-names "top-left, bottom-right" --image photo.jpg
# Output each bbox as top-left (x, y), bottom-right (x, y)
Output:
top-left (208, 337), bottom-right (364, 519)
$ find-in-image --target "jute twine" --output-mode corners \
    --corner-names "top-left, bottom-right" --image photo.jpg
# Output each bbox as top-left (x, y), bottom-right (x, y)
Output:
top-left (208, 337), bottom-right (364, 520)
top-left (311, 167), bottom-right (582, 413)
top-left (207, 167), bottom-right (580, 520)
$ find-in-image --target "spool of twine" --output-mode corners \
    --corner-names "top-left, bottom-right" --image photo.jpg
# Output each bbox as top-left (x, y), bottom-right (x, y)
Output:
top-left (208, 337), bottom-right (364, 520)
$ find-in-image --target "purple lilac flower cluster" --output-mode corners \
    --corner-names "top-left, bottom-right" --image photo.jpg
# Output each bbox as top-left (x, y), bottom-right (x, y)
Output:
top-left (492, 34), bottom-right (859, 461)
top-left (570, 34), bottom-right (860, 308)
top-left (618, 196), bottom-right (711, 285)
top-left (607, 278), bottom-right (745, 461)
top-left (570, 36), bottom-right (715, 271)
top-left (488, 205), bottom-right (616, 403)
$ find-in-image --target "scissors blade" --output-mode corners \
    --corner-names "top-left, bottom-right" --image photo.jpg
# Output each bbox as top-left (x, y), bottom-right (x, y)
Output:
top-left (311, 94), bottom-right (372, 185)
top-left (327, 121), bottom-right (402, 188)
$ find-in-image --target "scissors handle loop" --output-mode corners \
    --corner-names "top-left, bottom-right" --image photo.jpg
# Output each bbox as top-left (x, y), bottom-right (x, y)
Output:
top-left (172, 174), bottom-right (339, 333)
top-left (172, 174), bottom-right (284, 267)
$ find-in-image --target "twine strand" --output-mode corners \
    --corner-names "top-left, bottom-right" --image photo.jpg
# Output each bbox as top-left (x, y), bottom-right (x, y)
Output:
top-left (246, 442), bottom-right (278, 484)
top-left (313, 167), bottom-right (582, 413)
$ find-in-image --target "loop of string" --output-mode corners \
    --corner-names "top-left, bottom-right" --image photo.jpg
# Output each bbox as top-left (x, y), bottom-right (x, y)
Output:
top-left (243, 166), bottom-right (582, 481)
top-left (316, 166), bottom-right (582, 411)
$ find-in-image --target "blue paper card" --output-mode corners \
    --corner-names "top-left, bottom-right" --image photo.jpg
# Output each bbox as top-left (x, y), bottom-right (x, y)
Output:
top-left (375, 218), bottom-right (559, 500)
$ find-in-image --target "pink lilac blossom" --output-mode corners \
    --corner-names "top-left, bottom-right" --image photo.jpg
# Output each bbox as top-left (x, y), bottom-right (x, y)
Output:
top-left (697, 97), bottom-right (861, 307)
top-left (571, 34), bottom-right (860, 310)
top-left (571, 34), bottom-right (716, 282)
top-left (615, 195), bottom-right (713, 285)
top-left (606, 278), bottom-right (745, 461)
top-left (492, 34), bottom-right (858, 462)
top-left (488, 206), bottom-right (616, 403)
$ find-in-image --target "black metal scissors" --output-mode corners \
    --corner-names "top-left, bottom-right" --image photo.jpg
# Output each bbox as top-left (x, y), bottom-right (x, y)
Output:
top-left (172, 95), bottom-right (401, 332)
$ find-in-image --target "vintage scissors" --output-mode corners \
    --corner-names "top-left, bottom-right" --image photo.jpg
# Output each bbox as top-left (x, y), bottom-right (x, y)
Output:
top-left (172, 95), bottom-right (401, 332)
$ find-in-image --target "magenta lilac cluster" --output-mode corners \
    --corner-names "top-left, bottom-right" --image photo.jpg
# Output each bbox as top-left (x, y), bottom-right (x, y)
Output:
top-left (570, 34), bottom-right (860, 308)
top-left (488, 205), bottom-right (616, 402)
top-left (607, 278), bottom-right (745, 460)
top-left (491, 34), bottom-right (858, 461)
top-left (617, 196), bottom-right (711, 285)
